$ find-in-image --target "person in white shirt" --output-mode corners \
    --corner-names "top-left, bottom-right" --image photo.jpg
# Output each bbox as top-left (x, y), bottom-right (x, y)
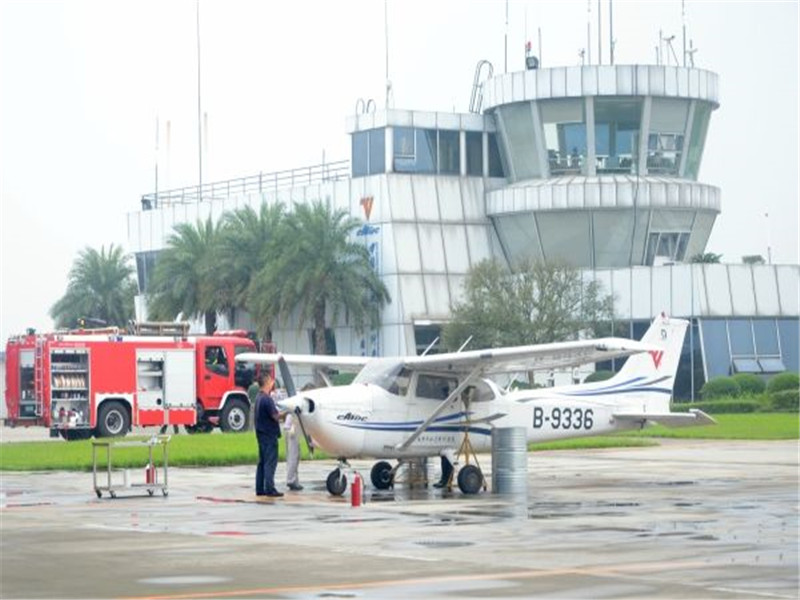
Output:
top-left (283, 410), bottom-right (302, 491)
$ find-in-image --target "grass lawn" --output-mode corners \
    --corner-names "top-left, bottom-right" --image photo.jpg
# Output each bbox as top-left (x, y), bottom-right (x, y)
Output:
top-left (1, 413), bottom-right (796, 472)
top-left (0, 433), bottom-right (321, 472)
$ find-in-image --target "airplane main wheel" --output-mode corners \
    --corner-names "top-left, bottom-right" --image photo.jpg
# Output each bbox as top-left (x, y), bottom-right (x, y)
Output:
top-left (326, 469), bottom-right (347, 496)
top-left (370, 461), bottom-right (394, 490)
top-left (457, 465), bottom-right (484, 495)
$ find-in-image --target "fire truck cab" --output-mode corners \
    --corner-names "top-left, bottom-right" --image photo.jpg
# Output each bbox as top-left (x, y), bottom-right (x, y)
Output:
top-left (4, 326), bottom-right (260, 440)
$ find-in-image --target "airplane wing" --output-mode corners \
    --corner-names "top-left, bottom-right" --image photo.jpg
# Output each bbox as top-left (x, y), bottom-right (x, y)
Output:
top-left (235, 353), bottom-right (371, 372)
top-left (400, 337), bottom-right (659, 375)
top-left (613, 409), bottom-right (717, 428)
top-left (237, 337), bottom-right (657, 376)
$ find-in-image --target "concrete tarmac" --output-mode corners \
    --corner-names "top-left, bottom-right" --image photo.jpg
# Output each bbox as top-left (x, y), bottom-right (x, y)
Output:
top-left (1, 439), bottom-right (797, 599)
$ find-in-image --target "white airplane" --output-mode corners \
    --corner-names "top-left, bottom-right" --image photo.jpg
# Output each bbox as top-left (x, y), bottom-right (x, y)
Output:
top-left (237, 314), bottom-right (714, 496)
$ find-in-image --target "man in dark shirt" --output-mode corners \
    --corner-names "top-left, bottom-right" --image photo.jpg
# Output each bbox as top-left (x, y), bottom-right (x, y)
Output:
top-left (254, 373), bottom-right (283, 497)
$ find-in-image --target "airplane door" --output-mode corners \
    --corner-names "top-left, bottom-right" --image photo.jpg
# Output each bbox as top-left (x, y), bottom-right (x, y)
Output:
top-left (198, 344), bottom-right (232, 408)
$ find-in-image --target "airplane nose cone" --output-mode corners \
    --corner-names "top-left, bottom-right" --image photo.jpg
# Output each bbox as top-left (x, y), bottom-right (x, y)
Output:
top-left (277, 394), bottom-right (315, 416)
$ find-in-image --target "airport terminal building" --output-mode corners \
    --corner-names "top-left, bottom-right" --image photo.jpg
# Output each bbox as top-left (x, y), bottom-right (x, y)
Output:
top-left (127, 63), bottom-right (799, 396)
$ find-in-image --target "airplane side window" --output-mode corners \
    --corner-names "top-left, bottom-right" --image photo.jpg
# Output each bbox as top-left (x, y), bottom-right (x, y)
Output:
top-left (416, 374), bottom-right (458, 400)
top-left (386, 367), bottom-right (411, 396)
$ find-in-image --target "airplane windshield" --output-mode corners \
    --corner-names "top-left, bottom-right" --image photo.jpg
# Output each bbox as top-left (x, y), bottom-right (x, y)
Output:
top-left (353, 359), bottom-right (410, 396)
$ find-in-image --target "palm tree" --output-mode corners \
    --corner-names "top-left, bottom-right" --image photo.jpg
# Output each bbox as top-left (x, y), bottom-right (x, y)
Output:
top-left (50, 245), bottom-right (137, 328)
top-left (250, 200), bottom-right (390, 355)
top-left (147, 218), bottom-right (224, 334)
top-left (690, 252), bottom-right (722, 263)
top-left (214, 203), bottom-right (284, 337)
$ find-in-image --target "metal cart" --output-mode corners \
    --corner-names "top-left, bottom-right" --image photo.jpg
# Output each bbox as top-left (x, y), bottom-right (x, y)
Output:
top-left (92, 435), bottom-right (170, 498)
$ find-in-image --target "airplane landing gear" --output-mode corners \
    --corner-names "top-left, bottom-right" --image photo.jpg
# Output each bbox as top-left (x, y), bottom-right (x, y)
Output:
top-left (457, 464), bottom-right (484, 495)
top-left (326, 460), bottom-right (350, 496)
top-left (370, 461), bottom-right (394, 490)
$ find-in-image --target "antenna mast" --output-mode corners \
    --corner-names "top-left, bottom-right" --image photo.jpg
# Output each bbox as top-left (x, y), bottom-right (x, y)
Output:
top-left (196, 0), bottom-right (202, 201)
top-left (504, 0), bottom-right (509, 72)
top-left (682, 0), bottom-right (687, 66)
top-left (609, 0), bottom-right (614, 64)
top-left (597, 0), bottom-right (602, 65)
top-left (384, 0), bottom-right (391, 107)
top-left (586, 0), bottom-right (592, 65)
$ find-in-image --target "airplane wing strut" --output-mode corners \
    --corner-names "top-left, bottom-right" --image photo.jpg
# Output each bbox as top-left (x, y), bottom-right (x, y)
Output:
top-left (394, 365), bottom-right (483, 452)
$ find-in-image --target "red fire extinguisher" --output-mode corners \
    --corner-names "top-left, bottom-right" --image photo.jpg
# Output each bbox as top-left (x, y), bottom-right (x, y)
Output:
top-left (351, 471), bottom-right (363, 507)
top-left (145, 463), bottom-right (156, 484)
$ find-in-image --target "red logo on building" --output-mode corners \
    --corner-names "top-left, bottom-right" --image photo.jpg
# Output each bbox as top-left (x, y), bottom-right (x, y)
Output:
top-left (649, 350), bottom-right (664, 369)
top-left (360, 196), bottom-right (374, 221)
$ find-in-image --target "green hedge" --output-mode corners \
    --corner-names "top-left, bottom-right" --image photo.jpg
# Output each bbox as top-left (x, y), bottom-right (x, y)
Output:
top-left (767, 372), bottom-right (799, 395)
top-left (584, 370), bottom-right (615, 383)
top-left (677, 399), bottom-right (762, 414)
top-left (769, 389), bottom-right (799, 412)
top-left (732, 373), bottom-right (765, 395)
top-left (701, 376), bottom-right (741, 399)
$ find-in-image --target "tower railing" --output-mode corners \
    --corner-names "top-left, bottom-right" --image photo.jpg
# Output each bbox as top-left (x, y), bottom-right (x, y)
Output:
top-left (140, 159), bottom-right (350, 210)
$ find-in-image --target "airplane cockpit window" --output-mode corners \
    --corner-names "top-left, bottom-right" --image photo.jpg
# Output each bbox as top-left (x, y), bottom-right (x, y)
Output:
top-left (353, 359), bottom-right (410, 396)
top-left (416, 374), bottom-right (459, 400)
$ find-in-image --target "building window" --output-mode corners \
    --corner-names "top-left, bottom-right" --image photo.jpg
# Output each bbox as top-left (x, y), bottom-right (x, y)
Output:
top-left (438, 130), bottom-right (460, 174)
top-left (594, 97), bottom-right (642, 175)
top-left (351, 128), bottom-right (385, 177)
top-left (135, 251), bottom-right (159, 294)
top-left (539, 98), bottom-right (587, 175)
top-left (497, 102), bottom-right (541, 180)
top-left (487, 133), bottom-right (505, 178)
top-left (414, 324), bottom-right (442, 355)
top-left (700, 318), bottom-right (793, 378)
top-left (466, 131), bottom-right (483, 176)
top-left (684, 101), bottom-right (712, 180)
top-left (644, 232), bottom-right (690, 264)
top-left (393, 127), bottom-right (461, 175)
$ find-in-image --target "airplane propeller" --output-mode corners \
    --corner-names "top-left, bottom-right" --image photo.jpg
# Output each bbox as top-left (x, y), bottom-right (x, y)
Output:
top-left (277, 356), bottom-right (315, 455)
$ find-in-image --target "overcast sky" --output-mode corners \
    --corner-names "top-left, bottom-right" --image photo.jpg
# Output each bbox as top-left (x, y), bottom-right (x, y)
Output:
top-left (1, 0), bottom-right (798, 342)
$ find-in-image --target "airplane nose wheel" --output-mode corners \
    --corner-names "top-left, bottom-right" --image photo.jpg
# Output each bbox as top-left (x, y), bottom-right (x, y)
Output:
top-left (326, 468), bottom-right (348, 496)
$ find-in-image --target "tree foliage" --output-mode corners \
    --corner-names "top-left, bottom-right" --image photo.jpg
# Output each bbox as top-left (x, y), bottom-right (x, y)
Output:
top-left (690, 252), bottom-right (722, 263)
top-left (50, 245), bottom-right (137, 329)
top-left (248, 200), bottom-right (390, 354)
top-left (442, 259), bottom-right (614, 351)
top-left (147, 218), bottom-right (222, 334)
top-left (213, 203), bottom-right (285, 337)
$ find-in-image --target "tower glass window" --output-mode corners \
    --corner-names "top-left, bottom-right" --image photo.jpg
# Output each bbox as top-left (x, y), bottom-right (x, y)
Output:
top-left (684, 101), bottom-right (712, 179)
top-left (647, 98), bottom-right (688, 176)
top-left (352, 128), bottom-right (385, 177)
top-left (539, 99), bottom-right (587, 175)
top-left (487, 133), bottom-right (505, 177)
top-left (497, 102), bottom-right (542, 180)
top-left (438, 130), bottom-right (460, 174)
top-left (466, 131), bottom-right (483, 176)
top-left (594, 97), bottom-right (642, 175)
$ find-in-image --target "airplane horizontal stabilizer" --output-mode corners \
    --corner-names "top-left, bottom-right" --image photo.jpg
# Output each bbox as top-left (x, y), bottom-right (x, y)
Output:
top-left (612, 409), bottom-right (716, 428)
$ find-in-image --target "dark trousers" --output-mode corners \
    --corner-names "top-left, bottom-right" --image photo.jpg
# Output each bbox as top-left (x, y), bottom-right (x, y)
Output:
top-left (256, 433), bottom-right (279, 494)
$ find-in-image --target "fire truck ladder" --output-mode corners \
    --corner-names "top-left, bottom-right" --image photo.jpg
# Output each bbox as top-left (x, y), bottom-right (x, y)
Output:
top-left (33, 336), bottom-right (46, 417)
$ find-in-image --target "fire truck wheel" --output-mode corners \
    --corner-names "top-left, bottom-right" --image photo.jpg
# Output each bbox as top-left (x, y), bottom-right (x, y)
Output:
top-left (96, 401), bottom-right (130, 438)
top-left (220, 399), bottom-right (250, 433)
top-left (185, 422), bottom-right (213, 434)
top-left (60, 429), bottom-right (93, 441)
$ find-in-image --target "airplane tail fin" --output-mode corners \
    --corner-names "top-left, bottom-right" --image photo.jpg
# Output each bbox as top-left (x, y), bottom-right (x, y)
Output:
top-left (605, 314), bottom-right (689, 414)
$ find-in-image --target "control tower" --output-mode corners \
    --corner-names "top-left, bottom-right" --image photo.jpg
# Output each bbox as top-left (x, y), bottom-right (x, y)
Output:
top-left (482, 64), bottom-right (719, 268)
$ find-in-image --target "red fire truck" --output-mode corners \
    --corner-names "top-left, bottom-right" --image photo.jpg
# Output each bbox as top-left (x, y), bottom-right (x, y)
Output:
top-left (4, 323), bottom-right (263, 440)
